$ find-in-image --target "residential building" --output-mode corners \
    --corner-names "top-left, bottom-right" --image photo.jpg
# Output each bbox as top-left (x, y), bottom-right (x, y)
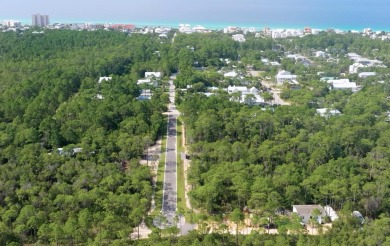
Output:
top-left (327, 79), bottom-right (359, 92)
top-left (224, 71), bottom-right (238, 78)
top-left (320, 77), bottom-right (336, 82)
top-left (315, 51), bottom-right (327, 58)
top-left (349, 63), bottom-right (365, 74)
top-left (193, 25), bottom-right (208, 33)
top-left (304, 27), bottom-right (312, 34)
top-left (138, 89), bottom-right (153, 100)
top-left (226, 86), bottom-right (265, 105)
top-left (98, 77), bottom-right (112, 84)
top-left (227, 85), bottom-right (248, 94)
top-left (347, 53), bottom-right (386, 74)
top-left (272, 29), bottom-right (303, 39)
top-left (293, 205), bottom-right (327, 224)
top-left (261, 58), bottom-right (269, 64)
top-left (324, 206), bottom-right (339, 222)
top-left (224, 26), bottom-right (239, 33)
top-left (3, 20), bottom-right (21, 27)
top-left (316, 108), bottom-right (341, 117)
top-left (270, 61), bottom-right (281, 66)
top-left (108, 24), bottom-right (135, 31)
top-left (312, 29), bottom-right (321, 35)
top-left (137, 79), bottom-right (157, 86)
top-left (363, 28), bottom-right (373, 35)
top-left (358, 72), bottom-right (376, 78)
top-left (32, 14), bottom-right (50, 27)
top-left (145, 72), bottom-right (162, 78)
top-left (57, 147), bottom-right (83, 156)
top-left (232, 34), bottom-right (246, 42)
top-left (242, 27), bottom-right (256, 34)
top-left (179, 24), bottom-right (194, 34)
top-left (276, 70), bottom-right (297, 84)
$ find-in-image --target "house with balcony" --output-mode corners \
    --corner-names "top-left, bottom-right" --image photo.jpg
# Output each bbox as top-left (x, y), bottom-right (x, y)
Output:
top-left (276, 70), bottom-right (298, 84)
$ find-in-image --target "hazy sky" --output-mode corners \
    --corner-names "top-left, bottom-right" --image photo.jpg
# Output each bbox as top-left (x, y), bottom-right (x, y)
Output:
top-left (1, 0), bottom-right (389, 29)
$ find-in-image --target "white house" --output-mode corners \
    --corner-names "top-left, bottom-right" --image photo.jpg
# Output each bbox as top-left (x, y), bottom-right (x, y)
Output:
top-left (324, 206), bottom-right (339, 222)
top-left (57, 147), bottom-right (83, 156)
top-left (315, 51), bottom-right (327, 58)
top-left (95, 94), bottom-right (104, 100)
top-left (179, 24), bottom-right (193, 34)
top-left (227, 85), bottom-right (248, 94)
top-left (349, 63), bottom-right (365, 74)
top-left (261, 58), bottom-right (269, 64)
top-left (276, 70), bottom-right (298, 84)
top-left (98, 76), bottom-right (112, 84)
top-left (327, 79), bottom-right (359, 92)
top-left (224, 26), bottom-right (239, 33)
top-left (293, 205), bottom-right (327, 224)
top-left (3, 20), bottom-right (21, 27)
top-left (145, 72), bottom-right (162, 78)
top-left (272, 29), bottom-right (303, 39)
top-left (193, 25), bottom-right (208, 33)
top-left (159, 33), bottom-right (168, 38)
top-left (241, 94), bottom-right (264, 105)
top-left (137, 79), bottom-right (157, 86)
top-left (316, 108), bottom-right (341, 117)
top-left (225, 86), bottom-right (265, 105)
top-left (138, 89), bottom-right (153, 100)
top-left (358, 72), bottom-right (376, 78)
top-left (232, 34), bottom-right (246, 42)
top-left (224, 71), bottom-right (238, 78)
top-left (270, 61), bottom-right (281, 66)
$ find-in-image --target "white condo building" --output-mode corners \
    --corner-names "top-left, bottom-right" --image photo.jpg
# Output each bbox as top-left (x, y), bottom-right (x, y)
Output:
top-left (3, 20), bottom-right (21, 27)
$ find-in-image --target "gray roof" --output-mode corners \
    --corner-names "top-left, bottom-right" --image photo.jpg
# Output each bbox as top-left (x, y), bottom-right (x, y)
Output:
top-left (293, 205), bottom-right (324, 215)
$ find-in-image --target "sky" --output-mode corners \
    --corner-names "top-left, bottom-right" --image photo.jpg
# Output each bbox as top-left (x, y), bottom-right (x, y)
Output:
top-left (1, 0), bottom-right (389, 30)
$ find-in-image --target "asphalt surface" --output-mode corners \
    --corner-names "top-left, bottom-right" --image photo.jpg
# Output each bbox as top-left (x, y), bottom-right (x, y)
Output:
top-left (161, 76), bottom-right (179, 226)
top-left (155, 75), bottom-right (195, 234)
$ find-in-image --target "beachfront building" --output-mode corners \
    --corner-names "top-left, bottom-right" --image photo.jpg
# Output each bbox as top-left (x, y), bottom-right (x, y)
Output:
top-left (179, 24), bottom-right (193, 34)
top-left (272, 29), bottom-right (303, 39)
top-left (224, 26), bottom-right (239, 33)
top-left (2, 20), bottom-right (21, 27)
top-left (32, 14), bottom-right (50, 27)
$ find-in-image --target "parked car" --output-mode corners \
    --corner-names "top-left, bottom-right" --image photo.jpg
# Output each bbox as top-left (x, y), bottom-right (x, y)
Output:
top-left (262, 223), bottom-right (277, 229)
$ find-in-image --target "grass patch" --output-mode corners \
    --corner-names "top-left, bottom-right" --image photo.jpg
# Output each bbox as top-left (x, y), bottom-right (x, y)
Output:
top-left (176, 117), bottom-right (195, 222)
top-left (148, 114), bottom-right (168, 224)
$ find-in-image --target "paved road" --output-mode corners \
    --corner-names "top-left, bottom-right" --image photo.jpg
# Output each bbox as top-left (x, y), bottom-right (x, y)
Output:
top-left (261, 80), bottom-right (290, 105)
top-left (154, 75), bottom-right (195, 234)
top-left (161, 75), bottom-right (179, 226)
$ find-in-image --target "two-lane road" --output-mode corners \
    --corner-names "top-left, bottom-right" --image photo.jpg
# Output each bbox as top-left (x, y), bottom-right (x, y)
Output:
top-left (161, 75), bottom-right (179, 225)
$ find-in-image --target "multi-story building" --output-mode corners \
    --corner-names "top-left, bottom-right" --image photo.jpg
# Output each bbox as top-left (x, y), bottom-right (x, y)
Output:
top-left (32, 14), bottom-right (50, 27)
top-left (2, 20), bottom-right (21, 27)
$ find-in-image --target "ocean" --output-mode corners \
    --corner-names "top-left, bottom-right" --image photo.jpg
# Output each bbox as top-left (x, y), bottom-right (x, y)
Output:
top-left (6, 0), bottom-right (390, 32)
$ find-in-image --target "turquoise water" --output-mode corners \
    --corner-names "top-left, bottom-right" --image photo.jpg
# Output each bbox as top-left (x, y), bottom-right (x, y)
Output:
top-left (15, 18), bottom-right (389, 32)
top-left (3, 0), bottom-right (389, 32)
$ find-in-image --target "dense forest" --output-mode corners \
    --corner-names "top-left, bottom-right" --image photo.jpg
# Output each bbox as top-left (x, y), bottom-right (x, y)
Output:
top-left (0, 30), bottom-right (172, 245)
top-left (1, 28), bottom-right (390, 245)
